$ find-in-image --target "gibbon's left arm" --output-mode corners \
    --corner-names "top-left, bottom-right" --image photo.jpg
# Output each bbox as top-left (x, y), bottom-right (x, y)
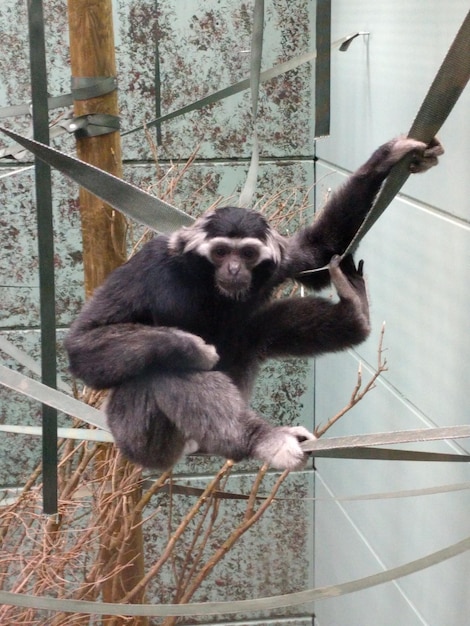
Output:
top-left (284, 136), bottom-right (444, 288)
top-left (249, 255), bottom-right (370, 360)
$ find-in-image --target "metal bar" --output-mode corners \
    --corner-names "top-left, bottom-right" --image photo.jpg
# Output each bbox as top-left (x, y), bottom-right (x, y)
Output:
top-left (27, 0), bottom-right (58, 515)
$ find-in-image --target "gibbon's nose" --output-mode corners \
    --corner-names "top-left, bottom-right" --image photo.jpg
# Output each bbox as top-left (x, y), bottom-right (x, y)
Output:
top-left (228, 261), bottom-right (241, 276)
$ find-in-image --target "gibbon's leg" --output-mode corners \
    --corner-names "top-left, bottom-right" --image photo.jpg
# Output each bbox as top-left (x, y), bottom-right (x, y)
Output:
top-left (106, 386), bottom-right (188, 470)
top-left (106, 370), bottom-right (314, 471)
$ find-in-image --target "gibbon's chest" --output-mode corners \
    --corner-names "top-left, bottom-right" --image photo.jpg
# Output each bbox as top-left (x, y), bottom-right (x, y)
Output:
top-left (149, 280), bottom-right (257, 359)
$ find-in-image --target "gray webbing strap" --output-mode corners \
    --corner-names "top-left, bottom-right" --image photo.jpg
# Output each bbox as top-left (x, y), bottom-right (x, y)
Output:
top-left (308, 446), bottom-right (470, 463)
top-left (0, 125), bottom-right (194, 233)
top-left (2, 357), bottom-right (470, 461)
top-left (0, 94), bottom-right (71, 119)
top-left (0, 77), bottom-right (117, 119)
top-left (343, 9), bottom-right (470, 256)
top-left (0, 534), bottom-right (469, 615)
top-left (2, 359), bottom-right (470, 462)
top-left (122, 49), bottom-right (317, 136)
top-left (0, 364), bottom-right (108, 431)
top-left (71, 76), bottom-right (118, 100)
top-left (301, 424), bottom-right (470, 452)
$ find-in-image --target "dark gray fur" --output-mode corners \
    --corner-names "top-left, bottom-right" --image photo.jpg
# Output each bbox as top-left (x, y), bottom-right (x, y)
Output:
top-left (65, 137), bottom-right (443, 471)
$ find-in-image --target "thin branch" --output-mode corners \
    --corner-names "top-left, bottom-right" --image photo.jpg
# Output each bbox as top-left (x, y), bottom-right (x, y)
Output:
top-left (121, 460), bottom-right (234, 604)
top-left (161, 469), bottom-right (290, 626)
top-left (315, 323), bottom-right (388, 438)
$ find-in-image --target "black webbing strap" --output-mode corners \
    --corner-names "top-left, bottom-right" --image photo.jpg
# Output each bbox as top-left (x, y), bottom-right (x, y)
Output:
top-left (343, 9), bottom-right (470, 255)
top-left (27, 0), bottom-right (58, 515)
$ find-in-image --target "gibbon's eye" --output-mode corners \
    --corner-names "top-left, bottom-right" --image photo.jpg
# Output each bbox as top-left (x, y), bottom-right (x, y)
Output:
top-left (211, 245), bottom-right (231, 261)
top-left (240, 246), bottom-right (259, 263)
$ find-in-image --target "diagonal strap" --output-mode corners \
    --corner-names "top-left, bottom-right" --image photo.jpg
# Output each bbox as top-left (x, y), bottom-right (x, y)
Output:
top-left (301, 424), bottom-right (470, 452)
top-left (0, 125), bottom-right (194, 233)
top-left (343, 9), bottom-right (470, 255)
top-left (0, 364), bottom-right (108, 431)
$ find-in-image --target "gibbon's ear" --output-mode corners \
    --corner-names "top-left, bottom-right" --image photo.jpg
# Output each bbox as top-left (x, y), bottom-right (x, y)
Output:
top-left (265, 227), bottom-right (289, 266)
top-left (167, 212), bottom-right (214, 256)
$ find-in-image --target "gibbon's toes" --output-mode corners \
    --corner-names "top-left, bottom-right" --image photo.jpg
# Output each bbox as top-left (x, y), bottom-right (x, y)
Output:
top-left (287, 425), bottom-right (316, 443)
top-left (329, 254), bottom-right (342, 269)
top-left (258, 426), bottom-right (315, 471)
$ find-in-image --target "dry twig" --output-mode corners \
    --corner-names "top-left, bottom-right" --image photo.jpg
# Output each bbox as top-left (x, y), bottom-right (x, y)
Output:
top-left (315, 323), bottom-right (388, 438)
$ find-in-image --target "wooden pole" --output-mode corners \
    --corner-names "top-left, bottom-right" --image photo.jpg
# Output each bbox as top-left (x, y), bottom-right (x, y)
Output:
top-left (66, 2), bottom-right (147, 623)
top-left (67, 0), bottom-right (127, 298)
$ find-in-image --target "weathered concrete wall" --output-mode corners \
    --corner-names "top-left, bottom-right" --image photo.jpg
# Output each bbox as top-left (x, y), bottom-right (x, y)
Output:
top-left (0, 1), bottom-right (317, 621)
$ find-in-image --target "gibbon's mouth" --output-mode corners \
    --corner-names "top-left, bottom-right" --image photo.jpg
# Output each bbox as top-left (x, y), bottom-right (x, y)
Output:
top-left (217, 281), bottom-right (251, 300)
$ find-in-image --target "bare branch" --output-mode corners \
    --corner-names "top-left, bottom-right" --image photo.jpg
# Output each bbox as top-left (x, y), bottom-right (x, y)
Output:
top-left (315, 323), bottom-right (388, 438)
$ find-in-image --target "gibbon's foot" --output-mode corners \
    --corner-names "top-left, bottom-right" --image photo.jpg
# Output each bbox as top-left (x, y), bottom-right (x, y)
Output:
top-left (254, 425), bottom-right (316, 471)
top-left (172, 330), bottom-right (219, 370)
top-left (329, 255), bottom-right (370, 332)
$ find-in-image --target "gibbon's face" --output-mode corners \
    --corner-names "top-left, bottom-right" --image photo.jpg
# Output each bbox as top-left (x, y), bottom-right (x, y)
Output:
top-left (168, 207), bottom-right (285, 300)
top-left (206, 237), bottom-right (272, 299)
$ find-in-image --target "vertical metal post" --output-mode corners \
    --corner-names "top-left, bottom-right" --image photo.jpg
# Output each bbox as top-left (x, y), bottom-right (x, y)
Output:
top-left (27, 0), bottom-right (58, 514)
top-left (154, 0), bottom-right (163, 145)
top-left (314, 0), bottom-right (331, 138)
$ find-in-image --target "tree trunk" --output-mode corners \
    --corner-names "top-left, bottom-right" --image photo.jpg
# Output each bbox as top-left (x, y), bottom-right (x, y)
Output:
top-left (66, 2), bottom-right (147, 624)
top-left (67, 0), bottom-right (127, 297)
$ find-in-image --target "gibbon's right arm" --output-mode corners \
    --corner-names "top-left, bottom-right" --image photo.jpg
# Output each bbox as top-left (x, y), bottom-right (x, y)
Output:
top-left (64, 242), bottom-right (218, 390)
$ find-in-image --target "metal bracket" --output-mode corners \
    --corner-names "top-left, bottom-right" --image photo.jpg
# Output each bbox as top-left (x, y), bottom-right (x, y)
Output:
top-left (339, 31), bottom-right (370, 52)
top-left (71, 76), bottom-right (118, 100)
top-left (61, 113), bottom-right (120, 138)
